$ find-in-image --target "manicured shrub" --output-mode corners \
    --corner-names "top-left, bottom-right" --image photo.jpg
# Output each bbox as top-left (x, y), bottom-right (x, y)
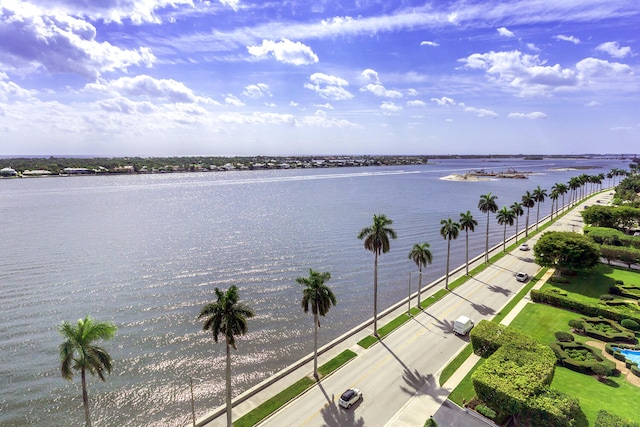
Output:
top-left (424, 416), bottom-right (438, 427)
top-left (600, 294), bottom-right (615, 301)
top-left (568, 319), bottom-right (584, 331)
top-left (621, 318), bottom-right (640, 331)
top-left (616, 279), bottom-right (625, 285)
top-left (595, 409), bottom-right (640, 427)
top-left (591, 363), bottom-right (609, 380)
top-left (609, 286), bottom-right (623, 295)
top-left (582, 317), bottom-right (636, 343)
top-left (554, 331), bottom-right (574, 342)
top-left (550, 342), bottom-right (615, 376)
top-left (521, 390), bottom-right (582, 427)
top-left (475, 404), bottom-right (497, 420)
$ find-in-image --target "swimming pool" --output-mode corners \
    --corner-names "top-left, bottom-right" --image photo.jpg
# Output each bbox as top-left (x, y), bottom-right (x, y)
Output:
top-left (615, 348), bottom-right (640, 365)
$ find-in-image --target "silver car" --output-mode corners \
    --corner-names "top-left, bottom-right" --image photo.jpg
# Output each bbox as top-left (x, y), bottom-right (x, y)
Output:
top-left (515, 272), bottom-right (529, 282)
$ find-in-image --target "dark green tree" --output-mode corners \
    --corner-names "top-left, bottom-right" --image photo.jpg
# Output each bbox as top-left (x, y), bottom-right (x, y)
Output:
top-left (59, 316), bottom-right (117, 427)
top-left (297, 269), bottom-right (337, 378)
top-left (358, 214), bottom-right (397, 337)
top-left (199, 285), bottom-right (254, 427)
top-left (533, 232), bottom-right (600, 277)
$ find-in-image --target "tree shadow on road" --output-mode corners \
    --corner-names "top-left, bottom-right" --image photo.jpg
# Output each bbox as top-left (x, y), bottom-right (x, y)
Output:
top-left (487, 284), bottom-right (511, 296)
top-left (399, 369), bottom-right (448, 404)
top-left (471, 302), bottom-right (495, 316)
top-left (320, 399), bottom-right (365, 427)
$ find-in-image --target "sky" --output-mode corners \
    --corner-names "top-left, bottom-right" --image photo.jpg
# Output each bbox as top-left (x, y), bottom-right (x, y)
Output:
top-left (0, 0), bottom-right (639, 157)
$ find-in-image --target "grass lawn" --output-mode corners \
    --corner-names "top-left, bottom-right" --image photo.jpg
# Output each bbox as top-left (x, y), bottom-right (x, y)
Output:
top-left (507, 303), bottom-right (577, 346)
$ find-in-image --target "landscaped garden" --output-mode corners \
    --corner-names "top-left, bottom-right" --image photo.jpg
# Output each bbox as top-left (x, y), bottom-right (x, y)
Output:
top-left (449, 264), bottom-right (640, 426)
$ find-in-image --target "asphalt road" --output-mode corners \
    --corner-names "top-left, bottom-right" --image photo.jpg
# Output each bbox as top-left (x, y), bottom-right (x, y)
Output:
top-left (259, 191), bottom-right (614, 427)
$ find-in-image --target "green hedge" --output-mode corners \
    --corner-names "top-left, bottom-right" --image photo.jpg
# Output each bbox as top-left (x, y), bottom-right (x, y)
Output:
top-left (531, 289), bottom-right (640, 325)
top-left (469, 320), bottom-right (534, 358)
top-left (595, 409), bottom-right (640, 427)
top-left (549, 341), bottom-right (615, 375)
top-left (472, 342), bottom-right (556, 415)
top-left (581, 316), bottom-right (636, 343)
top-left (521, 389), bottom-right (582, 427)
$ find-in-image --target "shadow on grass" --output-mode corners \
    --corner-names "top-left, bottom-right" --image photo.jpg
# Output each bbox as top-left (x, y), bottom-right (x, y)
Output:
top-left (598, 377), bottom-right (621, 388)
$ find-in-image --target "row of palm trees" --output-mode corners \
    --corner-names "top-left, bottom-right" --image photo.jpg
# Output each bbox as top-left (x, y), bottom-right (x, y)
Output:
top-left (58, 168), bottom-right (625, 427)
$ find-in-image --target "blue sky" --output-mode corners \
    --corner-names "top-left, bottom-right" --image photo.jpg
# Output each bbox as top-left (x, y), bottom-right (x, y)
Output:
top-left (0, 0), bottom-right (638, 156)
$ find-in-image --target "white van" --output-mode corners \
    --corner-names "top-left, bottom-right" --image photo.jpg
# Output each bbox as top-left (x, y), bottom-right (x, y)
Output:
top-left (453, 315), bottom-right (474, 336)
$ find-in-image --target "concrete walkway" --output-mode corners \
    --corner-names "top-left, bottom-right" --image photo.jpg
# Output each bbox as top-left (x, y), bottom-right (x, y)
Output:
top-left (198, 190), bottom-right (612, 427)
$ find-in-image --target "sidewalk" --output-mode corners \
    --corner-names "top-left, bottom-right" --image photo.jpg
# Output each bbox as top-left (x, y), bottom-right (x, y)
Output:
top-left (199, 191), bottom-right (610, 427)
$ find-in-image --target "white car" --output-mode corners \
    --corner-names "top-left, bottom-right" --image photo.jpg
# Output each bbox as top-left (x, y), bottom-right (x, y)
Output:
top-left (515, 272), bottom-right (529, 282)
top-left (339, 388), bottom-right (362, 409)
top-left (519, 243), bottom-right (529, 251)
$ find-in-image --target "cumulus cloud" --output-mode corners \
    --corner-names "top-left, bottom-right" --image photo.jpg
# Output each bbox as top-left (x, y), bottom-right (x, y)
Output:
top-left (554, 35), bottom-right (580, 44)
top-left (596, 41), bottom-right (632, 58)
top-left (0, 2), bottom-right (155, 79)
top-left (314, 103), bottom-right (334, 109)
top-left (497, 27), bottom-right (515, 37)
top-left (381, 101), bottom-right (402, 112)
top-left (420, 41), bottom-right (439, 47)
top-left (585, 100), bottom-right (601, 107)
top-left (243, 83), bottom-right (271, 99)
top-left (247, 39), bottom-right (318, 65)
top-left (219, 0), bottom-right (241, 12)
top-left (464, 106), bottom-right (498, 118)
top-left (361, 69), bottom-right (380, 83)
top-left (302, 110), bottom-right (359, 128)
top-left (360, 84), bottom-right (403, 98)
top-left (576, 58), bottom-right (632, 78)
top-left (218, 111), bottom-right (297, 126)
top-left (86, 75), bottom-right (213, 104)
top-left (431, 96), bottom-right (456, 106)
top-left (508, 112), bottom-right (548, 119)
top-left (407, 100), bottom-right (426, 107)
top-left (304, 73), bottom-right (353, 100)
top-left (224, 94), bottom-right (245, 106)
top-left (0, 73), bottom-right (35, 101)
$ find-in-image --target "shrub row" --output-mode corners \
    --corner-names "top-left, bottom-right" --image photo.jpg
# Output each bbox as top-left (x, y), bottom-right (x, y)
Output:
top-left (595, 409), bottom-right (640, 427)
top-left (520, 389), bottom-right (582, 427)
top-left (549, 341), bottom-right (615, 375)
top-left (469, 320), bottom-right (538, 358)
top-left (600, 245), bottom-right (640, 268)
top-left (610, 284), bottom-right (640, 300)
top-left (531, 289), bottom-right (640, 326)
top-left (580, 316), bottom-right (636, 343)
top-left (584, 226), bottom-right (640, 249)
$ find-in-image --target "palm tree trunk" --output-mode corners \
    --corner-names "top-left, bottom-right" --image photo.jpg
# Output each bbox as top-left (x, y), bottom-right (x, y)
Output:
top-left (313, 313), bottom-right (319, 378)
top-left (485, 212), bottom-right (489, 263)
top-left (225, 341), bottom-right (232, 427)
top-left (373, 252), bottom-right (379, 337)
top-left (525, 210), bottom-right (530, 237)
top-left (417, 268), bottom-right (423, 308)
top-left (465, 232), bottom-right (469, 275)
top-left (515, 218), bottom-right (519, 244)
top-left (536, 203), bottom-right (541, 230)
top-left (503, 224), bottom-right (507, 252)
top-left (81, 369), bottom-right (92, 427)
top-left (445, 240), bottom-right (451, 290)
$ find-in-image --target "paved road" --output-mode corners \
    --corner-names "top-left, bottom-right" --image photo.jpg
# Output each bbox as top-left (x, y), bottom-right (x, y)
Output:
top-left (200, 191), bottom-right (613, 427)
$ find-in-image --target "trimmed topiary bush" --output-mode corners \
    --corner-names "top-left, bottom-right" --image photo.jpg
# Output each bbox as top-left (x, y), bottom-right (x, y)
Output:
top-left (595, 409), bottom-right (639, 427)
top-left (582, 317), bottom-right (636, 343)
top-left (621, 318), bottom-right (640, 331)
top-left (475, 404), bottom-right (497, 421)
top-left (550, 342), bottom-right (615, 376)
top-left (600, 294), bottom-right (615, 301)
top-left (521, 389), bottom-right (582, 427)
top-left (568, 319), bottom-right (584, 332)
top-left (555, 331), bottom-right (575, 342)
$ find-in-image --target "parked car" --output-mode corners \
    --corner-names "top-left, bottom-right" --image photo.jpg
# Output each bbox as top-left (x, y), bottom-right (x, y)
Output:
top-left (339, 388), bottom-right (362, 409)
top-left (453, 315), bottom-right (474, 336)
top-left (519, 243), bottom-right (529, 251)
top-left (515, 272), bottom-right (529, 282)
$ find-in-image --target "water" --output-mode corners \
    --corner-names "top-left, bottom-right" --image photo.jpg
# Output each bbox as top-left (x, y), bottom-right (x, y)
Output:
top-left (616, 348), bottom-right (640, 365)
top-left (0, 157), bottom-right (627, 426)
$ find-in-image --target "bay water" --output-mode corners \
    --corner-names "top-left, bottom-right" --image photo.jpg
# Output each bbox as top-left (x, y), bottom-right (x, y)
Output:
top-left (0, 157), bottom-right (627, 426)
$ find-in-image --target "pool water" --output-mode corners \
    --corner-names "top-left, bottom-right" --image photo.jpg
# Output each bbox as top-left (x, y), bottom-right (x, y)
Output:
top-left (615, 348), bottom-right (640, 365)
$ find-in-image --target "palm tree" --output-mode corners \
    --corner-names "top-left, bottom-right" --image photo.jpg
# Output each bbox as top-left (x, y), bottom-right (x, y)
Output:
top-left (59, 315), bottom-right (117, 427)
top-left (496, 206), bottom-right (516, 252)
top-left (568, 177), bottom-right (581, 206)
top-left (408, 242), bottom-right (433, 308)
top-left (199, 285), bottom-right (254, 427)
top-left (297, 269), bottom-right (336, 379)
top-left (532, 186), bottom-right (547, 231)
top-left (552, 183), bottom-right (568, 213)
top-left (459, 211), bottom-right (478, 275)
top-left (358, 214), bottom-right (397, 337)
top-left (510, 202), bottom-right (524, 243)
top-left (478, 193), bottom-right (498, 263)
top-left (440, 218), bottom-right (460, 290)
top-left (521, 191), bottom-right (535, 237)
top-left (549, 189), bottom-right (559, 220)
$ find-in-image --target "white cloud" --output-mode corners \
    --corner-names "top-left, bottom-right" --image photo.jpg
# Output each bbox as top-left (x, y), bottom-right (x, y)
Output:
top-left (219, 0), bottom-right (240, 12)
top-left (361, 69), bottom-right (380, 83)
top-left (304, 73), bottom-right (353, 100)
top-left (420, 41), bottom-right (440, 47)
top-left (596, 41), bottom-right (632, 58)
top-left (526, 43), bottom-right (540, 52)
top-left (243, 83), bottom-right (271, 99)
top-left (464, 106), bottom-right (498, 118)
top-left (247, 39), bottom-right (318, 65)
top-left (381, 101), bottom-right (402, 113)
top-left (585, 100), bottom-right (601, 107)
top-left (0, 2), bottom-right (155, 79)
top-left (0, 74), bottom-right (35, 101)
top-left (314, 103), bottom-right (334, 109)
top-left (86, 75), bottom-right (212, 104)
top-left (360, 84), bottom-right (403, 98)
top-left (218, 111), bottom-right (297, 126)
top-left (301, 110), bottom-right (359, 128)
top-left (407, 100), bottom-right (426, 107)
top-left (508, 112), bottom-right (548, 119)
top-left (610, 126), bottom-right (633, 131)
top-left (224, 94), bottom-right (245, 106)
top-left (497, 27), bottom-right (514, 37)
top-left (431, 96), bottom-right (456, 106)
top-left (576, 57), bottom-right (632, 78)
top-left (459, 50), bottom-right (578, 96)
top-left (554, 35), bottom-right (580, 44)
